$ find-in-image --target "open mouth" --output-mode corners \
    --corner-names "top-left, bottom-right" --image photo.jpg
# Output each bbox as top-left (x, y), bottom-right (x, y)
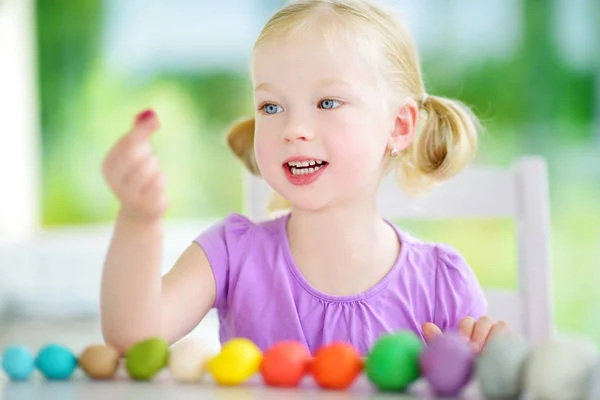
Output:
top-left (285, 159), bottom-right (328, 176)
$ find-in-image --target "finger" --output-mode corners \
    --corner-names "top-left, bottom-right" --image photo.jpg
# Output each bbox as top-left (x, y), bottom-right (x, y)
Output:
top-left (126, 155), bottom-right (160, 194)
top-left (111, 110), bottom-right (159, 158)
top-left (142, 174), bottom-right (168, 213)
top-left (102, 110), bottom-right (159, 178)
top-left (141, 169), bottom-right (166, 197)
top-left (487, 320), bottom-right (511, 341)
top-left (127, 109), bottom-right (160, 142)
top-left (458, 316), bottom-right (476, 340)
top-left (422, 322), bottom-right (443, 343)
top-left (109, 141), bottom-right (154, 185)
top-left (470, 316), bottom-right (494, 353)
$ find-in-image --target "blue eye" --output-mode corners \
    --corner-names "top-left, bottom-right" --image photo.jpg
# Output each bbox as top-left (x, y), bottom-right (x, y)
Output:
top-left (262, 104), bottom-right (283, 114)
top-left (320, 99), bottom-right (341, 109)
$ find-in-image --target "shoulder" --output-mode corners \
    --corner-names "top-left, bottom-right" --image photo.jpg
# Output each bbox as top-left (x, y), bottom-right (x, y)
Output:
top-left (194, 212), bottom-right (285, 259)
top-left (193, 213), bottom-right (287, 309)
top-left (395, 228), bottom-right (487, 330)
top-left (433, 243), bottom-right (484, 295)
top-left (395, 229), bottom-right (469, 274)
top-left (396, 229), bottom-right (480, 287)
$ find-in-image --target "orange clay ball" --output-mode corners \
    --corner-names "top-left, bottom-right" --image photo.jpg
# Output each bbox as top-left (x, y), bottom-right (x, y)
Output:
top-left (310, 342), bottom-right (363, 390)
top-left (259, 341), bottom-right (311, 387)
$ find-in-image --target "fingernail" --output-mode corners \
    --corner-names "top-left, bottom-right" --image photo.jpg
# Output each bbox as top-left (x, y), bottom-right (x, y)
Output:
top-left (135, 109), bottom-right (155, 124)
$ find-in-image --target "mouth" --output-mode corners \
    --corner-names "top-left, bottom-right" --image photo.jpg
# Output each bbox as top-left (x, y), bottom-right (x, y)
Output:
top-left (285, 159), bottom-right (329, 176)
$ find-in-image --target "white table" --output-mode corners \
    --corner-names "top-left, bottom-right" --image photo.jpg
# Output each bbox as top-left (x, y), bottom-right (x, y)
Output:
top-left (0, 367), bottom-right (483, 400)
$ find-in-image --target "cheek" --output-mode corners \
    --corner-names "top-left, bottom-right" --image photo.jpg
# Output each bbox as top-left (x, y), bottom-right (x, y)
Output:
top-left (253, 120), bottom-right (280, 173)
top-left (325, 111), bottom-right (387, 168)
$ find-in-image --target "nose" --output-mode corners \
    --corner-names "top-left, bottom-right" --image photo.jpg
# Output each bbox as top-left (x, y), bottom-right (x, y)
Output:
top-left (281, 119), bottom-right (314, 143)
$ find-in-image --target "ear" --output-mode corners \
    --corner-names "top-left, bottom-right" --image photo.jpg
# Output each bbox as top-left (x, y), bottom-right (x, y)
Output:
top-left (226, 117), bottom-right (261, 176)
top-left (388, 98), bottom-right (418, 153)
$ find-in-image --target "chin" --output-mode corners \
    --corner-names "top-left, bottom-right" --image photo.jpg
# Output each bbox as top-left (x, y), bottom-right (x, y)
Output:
top-left (266, 182), bottom-right (329, 213)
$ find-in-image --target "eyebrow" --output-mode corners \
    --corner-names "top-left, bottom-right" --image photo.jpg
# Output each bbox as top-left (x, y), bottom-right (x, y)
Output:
top-left (253, 78), bottom-right (352, 92)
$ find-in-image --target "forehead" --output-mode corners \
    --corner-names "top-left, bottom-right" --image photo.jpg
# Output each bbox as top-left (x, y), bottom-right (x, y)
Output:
top-left (251, 28), bottom-right (382, 90)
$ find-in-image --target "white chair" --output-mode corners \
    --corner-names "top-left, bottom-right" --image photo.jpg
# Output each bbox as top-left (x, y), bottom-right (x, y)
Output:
top-left (242, 156), bottom-right (554, 346)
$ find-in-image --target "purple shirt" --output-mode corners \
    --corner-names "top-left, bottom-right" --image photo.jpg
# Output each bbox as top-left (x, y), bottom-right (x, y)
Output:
top-left (195, 213), bottom-right (487, 355)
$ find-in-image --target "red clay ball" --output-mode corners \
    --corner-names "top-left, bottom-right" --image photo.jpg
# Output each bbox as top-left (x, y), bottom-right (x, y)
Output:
top-left (259, 341), bottom-right (311, 387)
top-left (310, 342), bottom-right (363, 390)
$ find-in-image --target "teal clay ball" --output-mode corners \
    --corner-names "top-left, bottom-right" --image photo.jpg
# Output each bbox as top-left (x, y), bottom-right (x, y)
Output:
top-left (2, 346), bottom-right (35, 381)
top-left (35, 344), bottom-right (78, 380)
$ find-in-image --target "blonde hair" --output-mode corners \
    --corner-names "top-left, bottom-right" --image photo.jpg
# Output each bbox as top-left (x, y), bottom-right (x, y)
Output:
top-left (226, 0), bottom-right (480, 212)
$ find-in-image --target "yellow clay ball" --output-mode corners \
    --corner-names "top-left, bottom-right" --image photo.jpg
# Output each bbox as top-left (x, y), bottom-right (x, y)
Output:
top-left (208, 338), bottom-right (262, 386)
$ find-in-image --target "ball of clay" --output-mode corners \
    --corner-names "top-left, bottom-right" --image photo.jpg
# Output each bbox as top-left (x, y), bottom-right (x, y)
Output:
top-left (420, 333), bottom-right (475, 397)
top-left (310, 342), bottom-right (363, 390)
top-left (2, 345), bottom-right (35, 381)
top-left (208, 338), bottom-right (263, 386)
top-left (125, 337), bottom-right (169, 381)
top-left (475, 335), bottom-right (530, 398)
top-left (168, 338), bottom-right (213, 383)
top-left (365, 331), bottom-right (423, 392)
top-left (35, 344), bottom-right (78, 380)
top-left (525, 338), bottom-right (597, 400)
top-left (587, 356), bottom-right (600, 400)
top-left (78, 345), bottom-right (120, 379)
top-left (260, 340), bottom-right (311, 387)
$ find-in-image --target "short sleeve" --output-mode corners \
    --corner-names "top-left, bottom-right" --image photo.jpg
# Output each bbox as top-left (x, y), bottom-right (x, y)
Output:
top-left (433, 244), bottom-right (487, 331)
top-left (193, 213), bottom-right (253, 310)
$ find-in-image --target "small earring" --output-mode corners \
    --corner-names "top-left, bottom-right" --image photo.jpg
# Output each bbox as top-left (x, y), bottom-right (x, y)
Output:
top-left (390, 146), bottom-right (399, 157)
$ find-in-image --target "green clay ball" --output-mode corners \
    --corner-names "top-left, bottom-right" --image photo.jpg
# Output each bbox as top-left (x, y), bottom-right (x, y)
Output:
top-left (125, 337), bottom-right (169, 381)
top-left (365, 331), bottom-right (424, 392)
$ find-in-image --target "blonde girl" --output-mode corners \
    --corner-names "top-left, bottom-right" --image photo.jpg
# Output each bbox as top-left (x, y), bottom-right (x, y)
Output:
top-left (100, 0), bottom-right (508, 356)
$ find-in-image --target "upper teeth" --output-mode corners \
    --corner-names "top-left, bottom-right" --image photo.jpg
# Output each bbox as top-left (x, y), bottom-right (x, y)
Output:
top-left (287, 160), bottom-right (324, 167)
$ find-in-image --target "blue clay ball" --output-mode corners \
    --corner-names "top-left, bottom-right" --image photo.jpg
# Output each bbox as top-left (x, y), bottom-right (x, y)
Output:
top-left (35, 344), bottom-right (78, 380)
top-left (2, 346), bottom-right (35, 381)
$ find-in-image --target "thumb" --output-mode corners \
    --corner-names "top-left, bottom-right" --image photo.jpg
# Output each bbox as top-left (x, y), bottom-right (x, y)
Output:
top-left (422, 322), bottom-right (443, 343)
top-left (129, 109), bottom-right (160, 141)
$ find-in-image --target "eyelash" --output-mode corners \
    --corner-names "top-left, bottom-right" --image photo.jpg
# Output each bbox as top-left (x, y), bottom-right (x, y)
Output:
top-left (257, 98), bottom-right (344, 114)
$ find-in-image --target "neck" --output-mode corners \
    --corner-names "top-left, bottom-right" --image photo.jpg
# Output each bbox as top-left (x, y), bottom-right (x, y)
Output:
top-left (285, 196), bottom-right (400, 295)
top-left (287, 200), bottom-right (382, 247)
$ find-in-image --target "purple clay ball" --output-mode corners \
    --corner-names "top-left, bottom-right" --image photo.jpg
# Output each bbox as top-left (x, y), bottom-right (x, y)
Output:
top-left (420, 333), bottom-right (475, 397)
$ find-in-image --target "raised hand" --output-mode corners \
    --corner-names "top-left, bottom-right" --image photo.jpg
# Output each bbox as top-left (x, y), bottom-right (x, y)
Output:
top-left (101, 109), bottom-right (168, 222)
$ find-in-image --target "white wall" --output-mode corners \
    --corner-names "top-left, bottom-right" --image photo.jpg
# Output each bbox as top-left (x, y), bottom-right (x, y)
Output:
top-left (0, 0), bottom-right (40, 325)
top-left (0, 0), bottom-right (41, 243)
top-left (0, 220), bottom-right (213, 319)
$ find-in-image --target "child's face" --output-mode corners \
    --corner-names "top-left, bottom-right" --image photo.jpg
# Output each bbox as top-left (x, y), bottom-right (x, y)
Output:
top-left (252, 30), bottom-right (399, 211)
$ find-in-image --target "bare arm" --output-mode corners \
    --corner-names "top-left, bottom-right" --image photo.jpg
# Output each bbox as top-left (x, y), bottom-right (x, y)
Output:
top-left (100, 214), bottom-right (216, 353)
top-left (159, 242), bottom-right (216, 344)
top-left (99, 110), bottom-right (216, 354)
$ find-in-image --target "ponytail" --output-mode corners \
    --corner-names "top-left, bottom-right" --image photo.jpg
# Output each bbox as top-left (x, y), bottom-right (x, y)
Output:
top-left (396, 94), bottom-right (480, 194)
top-left (226, 117), bottom-right (260, 176)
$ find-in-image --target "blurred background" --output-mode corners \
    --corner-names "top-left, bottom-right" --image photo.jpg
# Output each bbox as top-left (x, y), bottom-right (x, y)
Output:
top-left (0, 0), bottom-right (598, 354)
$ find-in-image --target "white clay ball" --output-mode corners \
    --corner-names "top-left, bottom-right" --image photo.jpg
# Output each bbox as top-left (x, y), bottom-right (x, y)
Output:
top-left (168, 338), bottom-right (213, 383)
top-left (476, 334), bottom-right (530, 399)
top-left (524, 338), bottom-right (597, 400)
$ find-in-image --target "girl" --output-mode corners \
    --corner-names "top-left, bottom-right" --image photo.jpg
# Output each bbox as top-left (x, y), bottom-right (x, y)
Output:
top-left (100, 0), bottom-right (509, 356)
